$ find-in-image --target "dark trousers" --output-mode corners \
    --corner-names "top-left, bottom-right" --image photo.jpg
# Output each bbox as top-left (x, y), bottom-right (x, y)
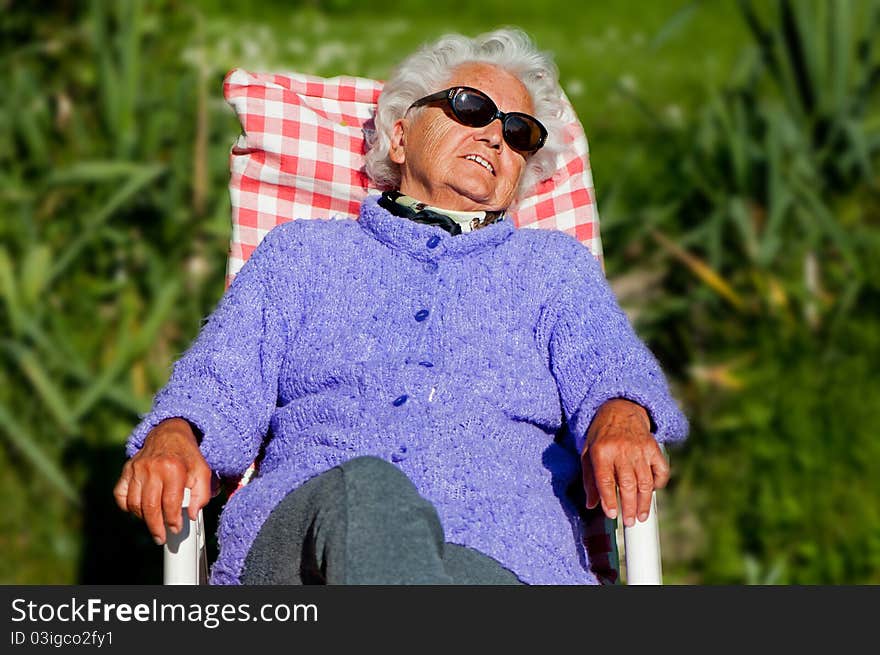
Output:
top-left (241, 456), bottom-right (523, 585)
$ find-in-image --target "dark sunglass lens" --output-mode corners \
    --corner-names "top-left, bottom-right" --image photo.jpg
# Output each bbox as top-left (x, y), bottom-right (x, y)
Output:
top-left (504, 115), bottom-right (542, 151)
top-left (453, 89), bottom-right (495, 126)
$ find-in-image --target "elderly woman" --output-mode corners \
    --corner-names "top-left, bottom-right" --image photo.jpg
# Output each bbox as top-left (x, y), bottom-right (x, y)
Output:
top-left (115, 28), bottom-right (688, 585)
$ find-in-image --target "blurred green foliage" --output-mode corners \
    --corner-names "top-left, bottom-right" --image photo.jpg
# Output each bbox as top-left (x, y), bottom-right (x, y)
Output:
top-left (1, 0), bottom-right (877, 584)
top-left (612, 0), bottom-right (880, 584)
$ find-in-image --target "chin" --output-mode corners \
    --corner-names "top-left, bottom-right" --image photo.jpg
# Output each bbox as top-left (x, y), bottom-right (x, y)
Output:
top-left (452, 188), bottom-right (501, 211)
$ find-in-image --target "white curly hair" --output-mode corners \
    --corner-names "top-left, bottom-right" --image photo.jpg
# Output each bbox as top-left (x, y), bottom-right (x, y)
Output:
top-left (364, 27), bottom-right (567, 201)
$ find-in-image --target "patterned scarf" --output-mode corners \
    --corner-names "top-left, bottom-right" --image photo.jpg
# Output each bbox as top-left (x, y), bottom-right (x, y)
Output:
top-left (377, 190), bottom-right (505, 236)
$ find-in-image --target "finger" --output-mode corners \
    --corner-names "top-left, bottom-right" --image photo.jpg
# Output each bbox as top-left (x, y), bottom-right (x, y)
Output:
top-left (113, 463), bottom-right (133, 512)
top-left (615, 459), bottom-right (638, 528)
top-left (141, 475), bottom-right (166, 545)
top-left (650, 447), bottom-right (671, 489)
top-left (582, 458), bottom-right (600, 510)
top-left (161, 480), bottom-right (186, 537)
top-left (634, 454), bottom-right (654, 522)
top-left (125, 473), bottom-right (145, 520)
top-left (186, 466), bottom-right (213, 521)
top-left (592, 453), bottom-right (619, 521)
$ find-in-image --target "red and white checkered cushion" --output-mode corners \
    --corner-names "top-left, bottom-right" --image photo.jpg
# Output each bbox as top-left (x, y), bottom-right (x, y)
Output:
top-left (223, 68), bottom-right (603, 282)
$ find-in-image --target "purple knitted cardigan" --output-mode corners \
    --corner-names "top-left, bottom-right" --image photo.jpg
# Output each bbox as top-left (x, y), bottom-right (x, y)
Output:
top-left (127, 195), bottom-right (688, 585)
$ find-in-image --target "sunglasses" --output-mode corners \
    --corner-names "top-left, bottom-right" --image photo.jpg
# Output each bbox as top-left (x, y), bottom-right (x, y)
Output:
top-left (408, 86), bottom-right (547, 154)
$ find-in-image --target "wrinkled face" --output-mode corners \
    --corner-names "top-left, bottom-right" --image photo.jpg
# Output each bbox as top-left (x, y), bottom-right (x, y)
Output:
top-left (390, 62), bottom-right (534, 212)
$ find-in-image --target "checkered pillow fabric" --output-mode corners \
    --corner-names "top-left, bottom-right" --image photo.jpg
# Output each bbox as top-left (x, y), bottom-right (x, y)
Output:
top-left (222, 68), bottom-right (603, 282)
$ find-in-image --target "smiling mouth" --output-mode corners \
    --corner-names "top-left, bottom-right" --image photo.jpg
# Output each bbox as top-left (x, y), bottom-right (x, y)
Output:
top-left (464, 154), bottom-right (495, 175)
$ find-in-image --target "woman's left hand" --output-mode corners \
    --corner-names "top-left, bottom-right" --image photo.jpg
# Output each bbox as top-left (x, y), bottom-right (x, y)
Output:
top-left (581, 398), bottom-right (669, 526)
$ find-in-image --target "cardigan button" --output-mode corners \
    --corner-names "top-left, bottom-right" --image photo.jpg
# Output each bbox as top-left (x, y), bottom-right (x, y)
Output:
top-left (414, 309), bottom-right (430, 322)
top-left (423, 261), bottom-right (438, 273)
top-left (392, 394), bottom-right (408, 407)
top-left (418, 360), bottom-right (433, 367)
top-left (426, 236), bottom-right (440, 249)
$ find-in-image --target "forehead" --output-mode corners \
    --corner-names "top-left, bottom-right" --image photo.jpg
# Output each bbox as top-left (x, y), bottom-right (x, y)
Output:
top-left (443, 62), bottom-right (534, 114)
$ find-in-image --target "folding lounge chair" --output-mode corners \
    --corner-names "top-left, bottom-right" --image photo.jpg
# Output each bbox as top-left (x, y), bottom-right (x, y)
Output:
top-left (162, 69), bottom-right (665, 585)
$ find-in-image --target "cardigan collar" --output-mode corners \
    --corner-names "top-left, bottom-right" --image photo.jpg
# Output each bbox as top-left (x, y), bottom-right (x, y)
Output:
top-left (377, 190), bottom-right (505, 235)
top-left (357, 194), bottom-right (514, 260)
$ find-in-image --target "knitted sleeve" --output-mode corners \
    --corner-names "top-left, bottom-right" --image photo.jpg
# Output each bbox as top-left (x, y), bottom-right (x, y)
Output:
top-left (125, 228), bottom-right (290, 478)
top-left (546, 241), bottom-right (689, 457)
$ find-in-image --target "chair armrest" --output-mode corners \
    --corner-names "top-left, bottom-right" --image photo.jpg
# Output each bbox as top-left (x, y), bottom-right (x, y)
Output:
top-left (163, 488), bottom-right (208, 585)
top-left (622, 490), bottom-right (663, 584)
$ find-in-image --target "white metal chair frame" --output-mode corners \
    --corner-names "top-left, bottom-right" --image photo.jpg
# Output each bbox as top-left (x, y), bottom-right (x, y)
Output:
top-left (164, 488), bottom-right (208, 585)
top-left (164, 487), bottom-right (664, 585)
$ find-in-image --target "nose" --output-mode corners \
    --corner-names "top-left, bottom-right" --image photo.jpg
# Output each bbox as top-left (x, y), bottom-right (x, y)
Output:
top-left (474, 117), bottom-right (504, 149)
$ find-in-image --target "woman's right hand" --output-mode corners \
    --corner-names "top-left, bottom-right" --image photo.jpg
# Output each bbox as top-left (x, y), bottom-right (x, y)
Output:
top-left (113, 418), bottom-right (214, 545)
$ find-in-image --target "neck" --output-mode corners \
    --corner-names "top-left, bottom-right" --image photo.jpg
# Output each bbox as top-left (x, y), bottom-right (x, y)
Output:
top-left (377, 191), bottom-right (505, 235)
